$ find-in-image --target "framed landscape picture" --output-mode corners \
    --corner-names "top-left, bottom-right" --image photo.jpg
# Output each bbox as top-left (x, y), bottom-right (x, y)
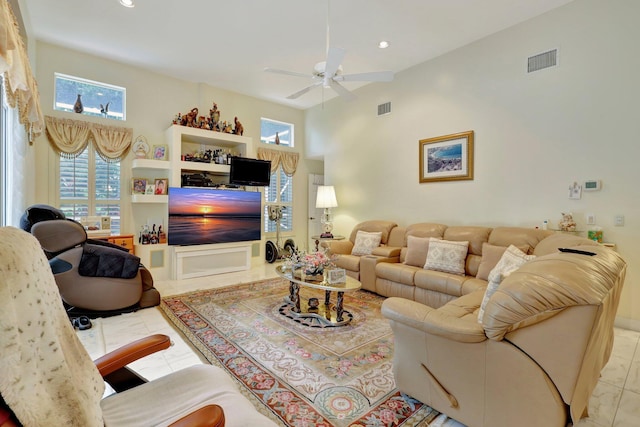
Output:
top-left (419, 130), bottom-right (474, 183)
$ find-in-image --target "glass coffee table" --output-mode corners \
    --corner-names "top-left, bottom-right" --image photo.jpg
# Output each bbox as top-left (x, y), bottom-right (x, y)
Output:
top-left (275, 265), bottom-right (362, 327)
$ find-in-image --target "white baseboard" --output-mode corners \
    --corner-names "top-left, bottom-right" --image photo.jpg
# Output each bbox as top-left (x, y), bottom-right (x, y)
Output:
top-left (615, 316), bottom-right (640, 332)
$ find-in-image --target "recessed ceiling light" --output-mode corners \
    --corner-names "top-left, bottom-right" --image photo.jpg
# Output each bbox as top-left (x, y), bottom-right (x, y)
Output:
top-left (378, 41), bottom-right (390, 49)
top-left (119, 0), bottom-right (134, 7)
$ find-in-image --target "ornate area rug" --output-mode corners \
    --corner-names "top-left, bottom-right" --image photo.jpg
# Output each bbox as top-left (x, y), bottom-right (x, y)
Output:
top-left (161, 278), bottom-right (442, 426)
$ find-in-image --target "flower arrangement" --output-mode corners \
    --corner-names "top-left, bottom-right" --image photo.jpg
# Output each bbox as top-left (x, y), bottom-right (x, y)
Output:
top-left (287, 249), bottom-right (335, 277)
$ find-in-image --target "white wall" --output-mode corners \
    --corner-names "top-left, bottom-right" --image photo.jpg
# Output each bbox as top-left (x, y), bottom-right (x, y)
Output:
top-left (32, 41), bottom-right (323, 262)
top-left (306, 0), bottom-right (640, 322)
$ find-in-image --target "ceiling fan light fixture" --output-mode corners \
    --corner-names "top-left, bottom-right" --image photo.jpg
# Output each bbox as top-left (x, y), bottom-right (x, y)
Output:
top-left (378, 40), bottom-right (390, 49)
top-left (119, 0), bottom-right (135, 8)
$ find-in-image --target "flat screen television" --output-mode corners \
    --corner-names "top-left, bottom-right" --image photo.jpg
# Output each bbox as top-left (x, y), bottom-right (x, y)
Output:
top-left (229, 157), bottom-right (271, 187)
top-left (168, 187), bottom-right (261, 246)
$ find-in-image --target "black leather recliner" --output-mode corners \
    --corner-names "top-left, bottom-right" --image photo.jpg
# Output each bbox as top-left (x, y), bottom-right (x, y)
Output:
top-left (20, 204), bottom-right (160, 315)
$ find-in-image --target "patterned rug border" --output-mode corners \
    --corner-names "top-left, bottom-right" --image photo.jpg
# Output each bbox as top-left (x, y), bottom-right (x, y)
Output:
top-left (160, 296), bottom-right (285, 425)
top-left (160, 277), bottom-right (439, 427)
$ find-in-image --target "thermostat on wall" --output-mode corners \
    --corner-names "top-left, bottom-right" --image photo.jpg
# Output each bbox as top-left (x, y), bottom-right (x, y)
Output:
top-left (583, 180), bottom-right (601, 191)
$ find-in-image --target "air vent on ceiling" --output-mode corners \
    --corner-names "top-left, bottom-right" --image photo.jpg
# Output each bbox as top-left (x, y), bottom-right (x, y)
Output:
top-left (528, 49), bottom-right (558, 73)
top-left (378, 101), bottom-right (391, 116)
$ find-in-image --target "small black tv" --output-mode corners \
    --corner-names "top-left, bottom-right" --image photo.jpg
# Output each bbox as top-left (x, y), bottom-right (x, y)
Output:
top-left (229, 157), bottom-right (271, 187)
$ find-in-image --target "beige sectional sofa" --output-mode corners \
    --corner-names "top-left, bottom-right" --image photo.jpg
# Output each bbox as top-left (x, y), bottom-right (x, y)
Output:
top-left (327, 220), bottom-right (555, 308)
top-left (327, 220), bottom-right (627, 427)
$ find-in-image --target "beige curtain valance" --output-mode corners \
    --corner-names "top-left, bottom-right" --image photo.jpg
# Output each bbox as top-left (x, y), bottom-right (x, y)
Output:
top-left (45, 115), bottom-right (133, 162)
top-left (1, 2), bottom-right (44, 139)
top-left (257, 147), bottom-right (299, 177)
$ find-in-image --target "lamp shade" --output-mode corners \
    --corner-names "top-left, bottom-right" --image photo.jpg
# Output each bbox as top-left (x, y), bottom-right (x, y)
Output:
top-left (316, 185), bottom-right (338, 209)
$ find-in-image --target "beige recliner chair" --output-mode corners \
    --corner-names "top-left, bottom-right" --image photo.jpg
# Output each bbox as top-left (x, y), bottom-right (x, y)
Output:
top-left (325, 220), bottom-right (399, 280)
top-left (381, 238), bottom-right (626, 427)
top-left (0, 226), bottom-right (278, 426)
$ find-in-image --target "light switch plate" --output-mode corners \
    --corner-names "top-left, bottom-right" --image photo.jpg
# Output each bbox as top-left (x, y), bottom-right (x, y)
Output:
top-left (615, 215), bottom-right (625, 226)
top-left (586, 214), bottom-right (595, 225)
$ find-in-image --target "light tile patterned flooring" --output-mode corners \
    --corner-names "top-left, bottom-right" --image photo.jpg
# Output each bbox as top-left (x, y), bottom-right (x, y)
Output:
top-left (78, 264), bottom-right (640, 427)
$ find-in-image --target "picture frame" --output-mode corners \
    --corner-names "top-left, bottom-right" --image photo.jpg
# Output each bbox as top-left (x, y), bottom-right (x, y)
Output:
top-left (327, 268), bottom-right (347, 285)
top-left (152, 144), bottom-right (168, 161)
top-left (132, 178), bottom-right (147, 194)
top-left (145, 184), bottom-right (156, 195)
top-left (154, 178), bottom-right (168, 195)
top-left (419, 130), bottom-right (474, 183)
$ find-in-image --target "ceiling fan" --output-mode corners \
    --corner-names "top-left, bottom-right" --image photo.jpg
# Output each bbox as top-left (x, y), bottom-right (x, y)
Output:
top-left (264, 2), bottom-right (393, 101)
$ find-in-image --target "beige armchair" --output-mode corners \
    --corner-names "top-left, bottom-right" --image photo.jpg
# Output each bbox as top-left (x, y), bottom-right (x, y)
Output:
top-left (381, 240), bottom-right (626, 427)
top-left (324, 220), bottom-right (399, 282)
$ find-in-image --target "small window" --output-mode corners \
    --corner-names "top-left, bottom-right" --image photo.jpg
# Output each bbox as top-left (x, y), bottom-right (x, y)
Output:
top-left (54, 73), bottom-right (126, 121)
top-left (261, 118), bottom-right (294, 147)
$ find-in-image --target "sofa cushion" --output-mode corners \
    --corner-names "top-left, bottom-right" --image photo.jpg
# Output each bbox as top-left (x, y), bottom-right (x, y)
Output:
top-left (533, 232), bottom-right (599, 256)
top-left (478, 245), bottom-right (536, 323)
top-left (476, 243), bottom-right (530, 281)
top-left (424, 238), bottom-right (469, 275)
top-left (443, 226), bottom-right (491, 256)
top-left (404, 235), bottom-right (434, 267)
top-left (348, 220), bottom-right (397, 245)
top-left (376, 262), bottom-right (418, 286)
top-left (414, 268), bottom-right (469, 297)
top-left (334, 254), bottom-right (362, 272)
top-left (488, 227), bottom-right (553, 253)
top-left (351, 231), bottom-right (383, 256)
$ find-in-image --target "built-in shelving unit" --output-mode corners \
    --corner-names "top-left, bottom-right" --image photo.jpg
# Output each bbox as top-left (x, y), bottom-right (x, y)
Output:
top-left (167, 124), bottom-right (252, 186)
top-left (131, 125), bottom-right (255, 280)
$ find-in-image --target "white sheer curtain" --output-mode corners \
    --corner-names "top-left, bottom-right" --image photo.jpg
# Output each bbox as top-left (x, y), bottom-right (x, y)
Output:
top-left (1, 78), bottom-right (30, 227)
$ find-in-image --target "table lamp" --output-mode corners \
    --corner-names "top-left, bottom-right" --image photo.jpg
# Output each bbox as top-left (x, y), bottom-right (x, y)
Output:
top-left (316, 185), bottom-right (338, 238)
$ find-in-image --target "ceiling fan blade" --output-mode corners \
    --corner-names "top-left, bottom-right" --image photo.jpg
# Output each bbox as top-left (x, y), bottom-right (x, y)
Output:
top-left (329, 81), bottom-right (356, 101)
top-left (324, 47), bottom-right (345, 78)
top-left (286, 81), bottom-right (323, 99)
top-left (264, 67), bottom-right (312, 79)
top-left (338, 70), bottom-right (394, 82)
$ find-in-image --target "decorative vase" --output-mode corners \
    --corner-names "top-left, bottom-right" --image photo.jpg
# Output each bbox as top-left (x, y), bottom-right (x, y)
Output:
top-left (73, 94), bottom-right (84, 114)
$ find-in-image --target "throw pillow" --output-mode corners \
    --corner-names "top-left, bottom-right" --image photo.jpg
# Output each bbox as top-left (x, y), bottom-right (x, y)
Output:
top-left (351, 231), bottom-right (383, 256)
top-left (476, 243), bottom-right (530, 281)
top-left (423, 238), bottom-right (469, 276)
top-left (477, 245), bottom-right (536, 323)
top-left (404, 235), bottom-right (434, 267)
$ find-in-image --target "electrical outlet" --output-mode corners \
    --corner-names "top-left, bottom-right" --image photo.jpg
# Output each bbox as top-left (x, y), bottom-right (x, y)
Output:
top-left (615, 215), bottom-right (625, 227)
top-left (586, 214), bottom-right (595, 225)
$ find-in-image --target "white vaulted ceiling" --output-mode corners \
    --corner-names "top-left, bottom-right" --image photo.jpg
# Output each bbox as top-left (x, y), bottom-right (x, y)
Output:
top-left (21, 0), bottom-right (574, 109)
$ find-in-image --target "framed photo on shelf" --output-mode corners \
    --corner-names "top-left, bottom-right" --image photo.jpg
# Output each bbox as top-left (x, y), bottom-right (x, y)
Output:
top-left (152, 144), bottom-right (168, 161)
top-left (154, 178), bottom-right (168, 195)
top-left (132, 178), bottom-right (147, 194)
top-left (419, 130), bottom-right (474, 183)
top-left (145, 184), bottom-right (156, 195)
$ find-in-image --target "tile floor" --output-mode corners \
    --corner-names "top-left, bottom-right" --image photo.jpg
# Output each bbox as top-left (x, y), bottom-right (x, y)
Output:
top-left (78, 264), bottom-right (640, 427)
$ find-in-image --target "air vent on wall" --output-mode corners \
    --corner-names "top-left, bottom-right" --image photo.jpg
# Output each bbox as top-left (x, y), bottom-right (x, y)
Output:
top-left (378, 101), bottom-right (391, 116)
top-left (528, 49), bottom-right (558, 73)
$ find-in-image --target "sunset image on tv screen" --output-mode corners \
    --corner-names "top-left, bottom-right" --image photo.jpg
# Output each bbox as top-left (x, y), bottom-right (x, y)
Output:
top-left (168, 187), bottom-right (261, 246)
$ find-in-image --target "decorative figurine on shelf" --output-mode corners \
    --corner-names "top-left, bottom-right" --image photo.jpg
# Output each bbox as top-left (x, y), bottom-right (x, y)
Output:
top-left (559, 212), bottom-right (577, 232)
top-left (275, 132), bottom-right (280, 145)
top-left (222, 121), bottom-right (233, 133)
top-left (73, 94), bottom-right (84, 113)
top-left (183, 107), bottom-right (198, 127)
top-left (100, 102), bottom-right (110, 117)
top-left (209, 103), bottom-right (220, 131)
top-left (233, 116), bottom-right (244, 135)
